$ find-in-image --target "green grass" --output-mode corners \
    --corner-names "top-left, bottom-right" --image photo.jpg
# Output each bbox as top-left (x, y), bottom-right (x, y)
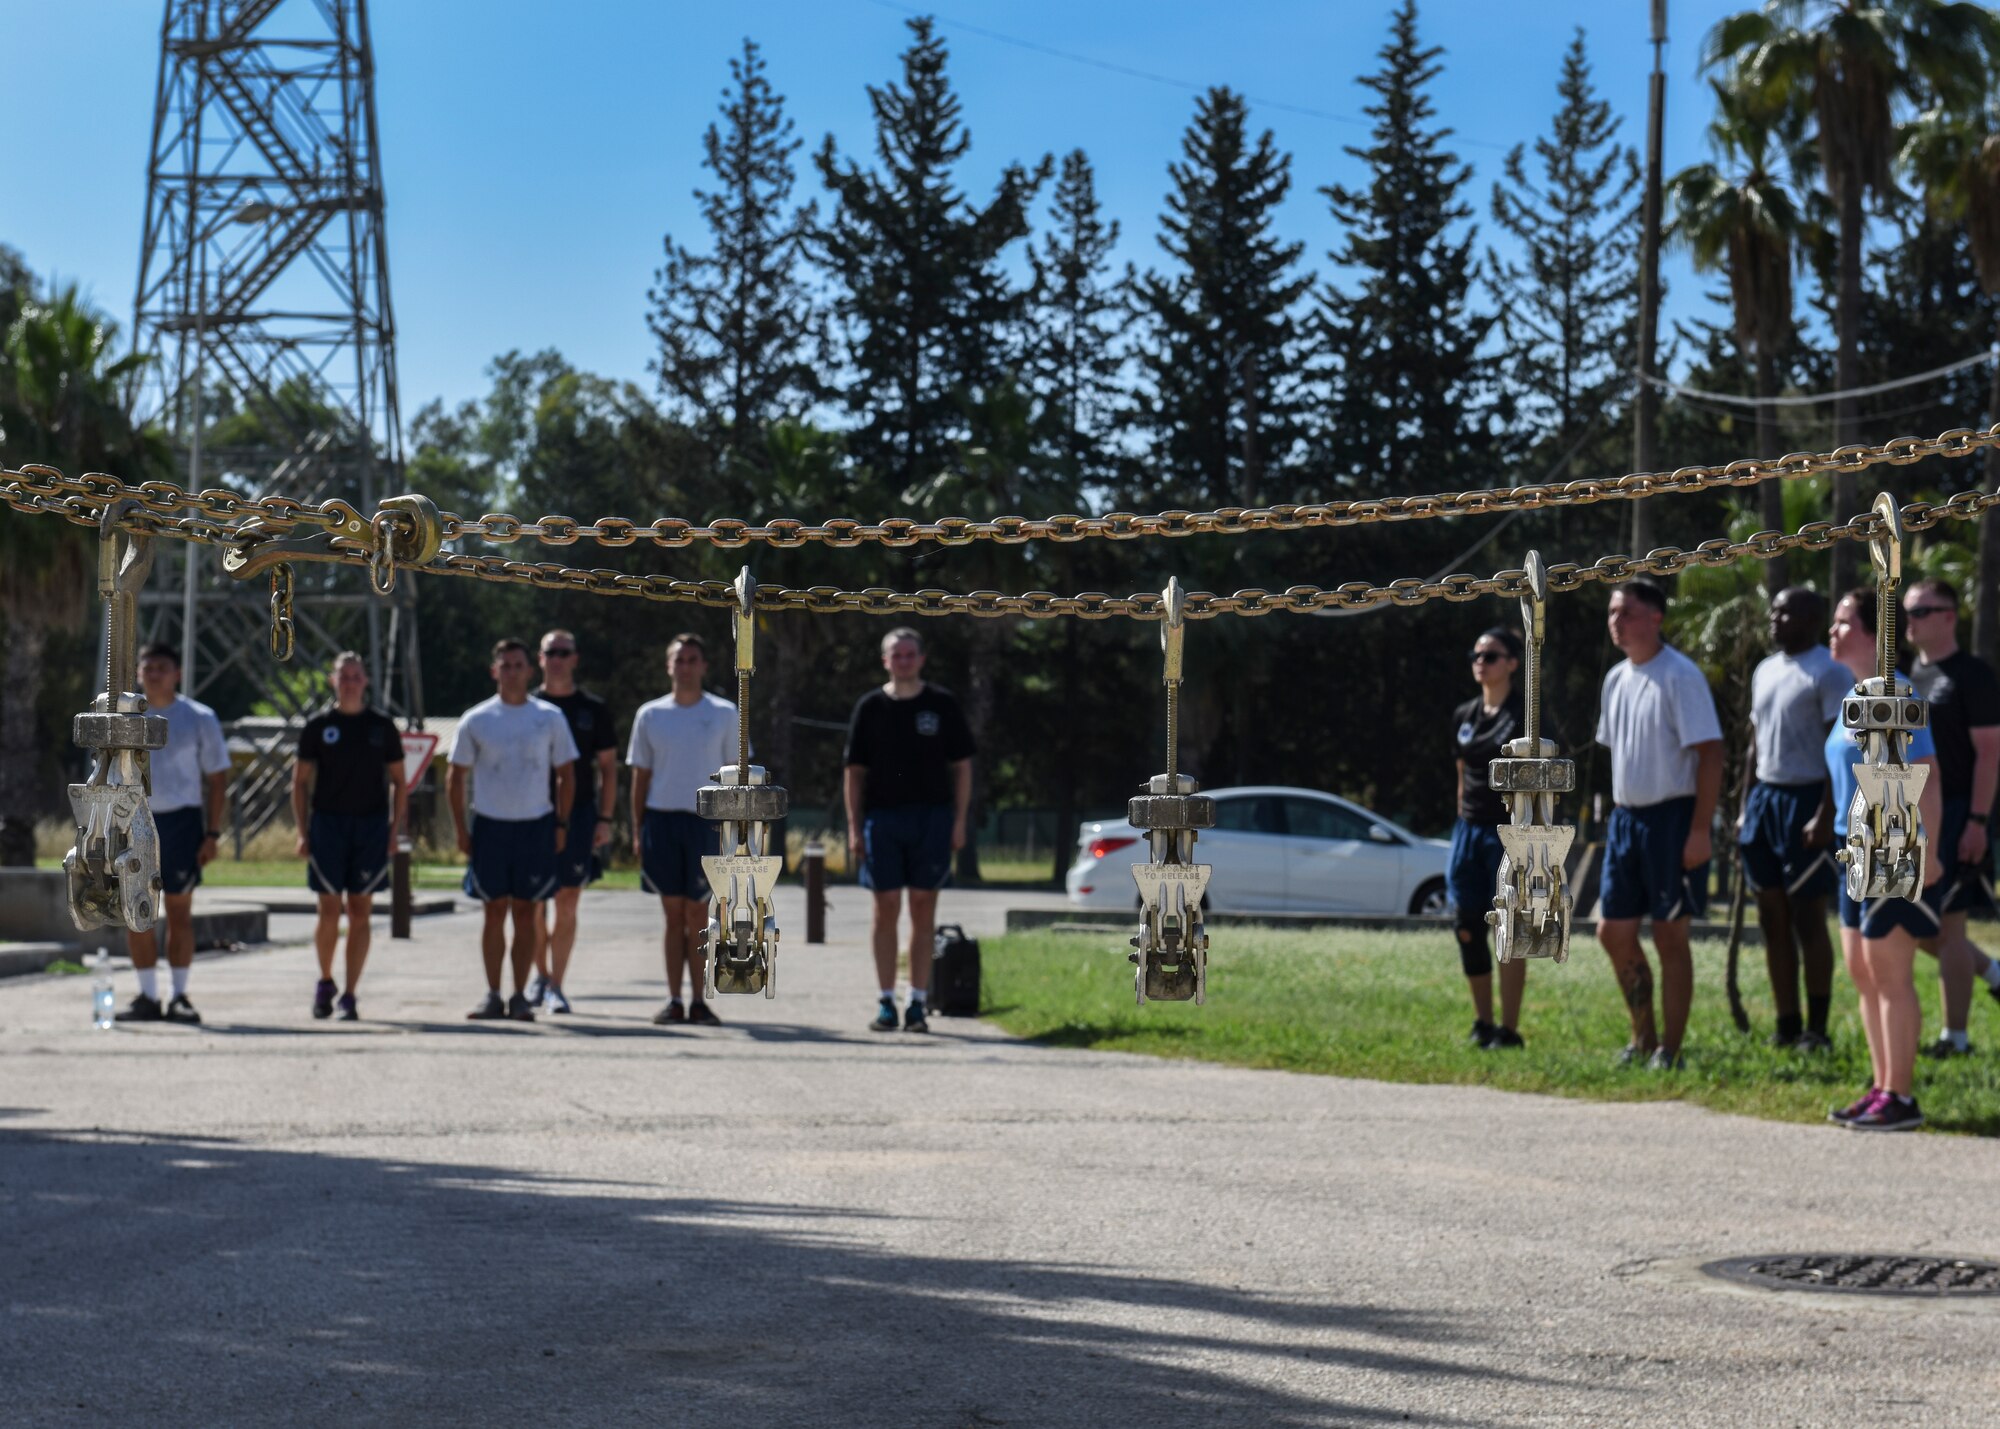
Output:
top-left (981, 927), bottom-right (2000, 1135)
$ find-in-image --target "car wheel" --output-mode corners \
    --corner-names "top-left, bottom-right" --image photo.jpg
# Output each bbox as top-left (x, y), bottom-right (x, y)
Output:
top-left (1409, 877), bottom-right (1449, 918)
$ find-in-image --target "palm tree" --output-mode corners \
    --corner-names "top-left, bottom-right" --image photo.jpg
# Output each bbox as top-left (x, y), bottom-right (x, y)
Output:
top-left (1669, 81), bottom-right (1813, 595)
top-left (1706, 0), bottom-right (1999, 594)
top-left (1901, 99), bottom-right (2000, 661)
top-left (0, 285), bottom-right (166, 865)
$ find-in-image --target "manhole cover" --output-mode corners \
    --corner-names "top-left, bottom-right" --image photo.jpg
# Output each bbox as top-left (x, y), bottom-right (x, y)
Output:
top-left (1702, 1254), bottom-right (2000, 1297)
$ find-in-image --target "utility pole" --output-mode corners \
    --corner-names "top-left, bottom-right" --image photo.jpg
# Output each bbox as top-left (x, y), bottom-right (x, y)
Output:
top-left (1632, 0), bottom-right (1667, 560)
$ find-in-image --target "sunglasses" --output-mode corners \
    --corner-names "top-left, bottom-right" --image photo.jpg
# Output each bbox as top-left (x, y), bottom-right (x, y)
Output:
top-left (1469, 650), bottom-right (1509, 664)
top-left (1904, 606), bottom-right (1954, 620)
top-left (542, 648), bottom-right (577, 658)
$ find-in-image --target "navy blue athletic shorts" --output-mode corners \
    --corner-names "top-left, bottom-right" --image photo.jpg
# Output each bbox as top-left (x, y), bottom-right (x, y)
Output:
top-left (641, 809), bottom-right (716, 900)
top-left (154, 806), bottom-right (206, 896)
top-left (1837, 880), bottom-right (1944, 939)
top-left (555, 798), bottom-right (603, 889)
top-left (463, 813), bottom-right (558, 903)
top-left (1446, 819), bottom-right (1504, 926)
top-left (860, 804), bottom-right (954, 892)
top-left (1933, 797), bottom-right (1997, 917)
top-left (306, 810), bottom-right (390, 896)
top-left (1738, 780), bottom-right (1836, 900)
top-left (1600, 796), bottom-right (1709, 922)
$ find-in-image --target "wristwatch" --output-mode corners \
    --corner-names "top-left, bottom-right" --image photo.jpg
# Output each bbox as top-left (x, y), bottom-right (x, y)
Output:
top-left (205, 829), bottom-right (222, 839)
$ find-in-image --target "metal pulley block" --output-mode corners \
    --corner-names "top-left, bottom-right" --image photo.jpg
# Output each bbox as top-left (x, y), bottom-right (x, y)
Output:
top-left (1486, 551), bottom-right (1576, 964)
top-left (697, 568), bottom-right (787, 997)
top-left (65, 503), bottom-right (169, 932)
top-left (1836, 494), bottom-right (1930, 902)
top-left (1127, 579), bottom-right (1213, 1005)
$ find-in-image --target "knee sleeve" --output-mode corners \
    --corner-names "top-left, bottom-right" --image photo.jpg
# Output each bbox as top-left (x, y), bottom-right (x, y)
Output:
top-left (1455, 916), bottom-right (1493, 979)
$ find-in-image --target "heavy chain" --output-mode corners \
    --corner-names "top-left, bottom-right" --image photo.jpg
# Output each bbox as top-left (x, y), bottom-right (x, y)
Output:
top-left (5, 421), bottom-right (1999, 554)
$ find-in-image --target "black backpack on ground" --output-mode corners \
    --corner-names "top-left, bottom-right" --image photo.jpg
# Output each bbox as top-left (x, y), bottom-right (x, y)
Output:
top-left (930, 924), bottom-right (981, 1016)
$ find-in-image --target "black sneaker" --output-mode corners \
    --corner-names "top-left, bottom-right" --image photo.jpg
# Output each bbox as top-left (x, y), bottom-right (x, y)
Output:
top-left (543, 984), bottom-right (572, 1015)
top-left (467, 991), bottom-right (507, 1020)
top-left (114, 993), bottom-right (164, 1023)
top-left (507, 992), bottom-right (537, 1023)
top-left (870, 999), bottom-right (898, 1033)
top-left (652, 1000), bottom-right (686, 1026)
top-left (1920, 1035), bottom-right (1973, 1060)
top-left (165, 994), bottom-right (202, 1025)
top-left (1646, 1047), bottom-right (1684, 1071)
top-left (903, 1001), bottom-right (929, 1034)
top-left (687, 1000), bottom-right (721, 1027)
top-left (1614, 1044), bottom-right (1648, 1067)
top-left (336, 992), bottom-right (358, 1022)
top-left (1469, 1020), bottom-right (1497, 1048)
top-left (1793, 1030), bottom-right (1833, 1054)
top-left (1848, 1092), bottom-right (1924, 1132)
top-left (1484, 1027), bottom-right (1525, 1050)
top-left (312, 979), bottom-right (337, 1020)
top-left (524, 973), bottom-right (548, 1008)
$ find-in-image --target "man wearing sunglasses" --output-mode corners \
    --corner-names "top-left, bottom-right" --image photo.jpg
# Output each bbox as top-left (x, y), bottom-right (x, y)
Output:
top-left (526, 629), bottom-right (620, 1014)
top-left (1902, 579), bottom-right (2000, 1057)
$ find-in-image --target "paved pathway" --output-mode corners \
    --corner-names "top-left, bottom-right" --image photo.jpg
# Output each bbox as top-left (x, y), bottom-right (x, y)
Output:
top-left (3, 885), bottom-right (1996, 1426)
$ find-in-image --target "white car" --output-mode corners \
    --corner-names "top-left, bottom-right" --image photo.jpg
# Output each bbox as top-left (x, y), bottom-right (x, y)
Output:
top-left (1065, 785), bottom-right (1452, 917)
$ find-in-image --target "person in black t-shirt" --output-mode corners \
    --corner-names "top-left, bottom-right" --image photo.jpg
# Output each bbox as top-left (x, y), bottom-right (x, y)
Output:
top-left (843, 627), bottom-right (975, 1034)
top-left (1903, 579), bottom-right (2000, 1057)
top-left (526, 628), bottom-right (620, 1014)
top-left (292, 651), bottom-right (408, 1020)
top-left (1449, 627), bottom-right (1530, 1049)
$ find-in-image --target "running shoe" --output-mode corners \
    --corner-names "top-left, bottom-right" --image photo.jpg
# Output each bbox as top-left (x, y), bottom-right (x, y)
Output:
top-left (335, 992), bottom-right (358, 1022)
top-left (506, 992), bottom-right (536, 1023)
top-left (1646, 1047), bottom-right (1684, 1071)
top-left (1469, 1020), bottom-right (1497, 1048)
top-left (1919, 1035), bottom-right (1974, 1060)
top-left (524, 973), bottom-right (548, 1008)
top-left (1484, 1027), bottom-right (1525, 1050)
top-left (652, 1000), bottom-right (686, 1026)
top-left (1793, 1030), bottom-right (1833, 1054)
top-left (1828, 1087), bottom-right (1882, 1125)
top-left (687, 1001), bottom-right (721, 1027)
top-left (312, 979), bottom-right (337, 1020)
top-left (113, 993), bottom-right (164, 1023)
top-left (1614, 1044), bottom-right (1648, 1067)
top-left (467, 990), bottom-right (507, 1020)
top-left (903, 1001), bottom-right (929, 1034)
top-left (870, 999), bottom-right (898, 1033)
top-left (165, 994), bottom-right (202, 1025)
top-left (1848, 1093), bottom-right (1924, 1132)
top-left (543, 983), bottom-right (572, 1015)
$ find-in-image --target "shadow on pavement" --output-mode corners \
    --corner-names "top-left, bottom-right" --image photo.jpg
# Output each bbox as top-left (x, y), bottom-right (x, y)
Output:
top-left (1, 1128), bottom-right (1556, 1427)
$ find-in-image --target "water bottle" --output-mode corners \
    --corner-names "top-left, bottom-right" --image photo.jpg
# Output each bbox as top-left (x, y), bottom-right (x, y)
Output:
top-left (92, 947), bottom-right (115, 1029)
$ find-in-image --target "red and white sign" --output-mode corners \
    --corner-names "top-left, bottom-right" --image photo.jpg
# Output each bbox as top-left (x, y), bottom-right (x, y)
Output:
top-left (401, 730), bottom-right (441, 787)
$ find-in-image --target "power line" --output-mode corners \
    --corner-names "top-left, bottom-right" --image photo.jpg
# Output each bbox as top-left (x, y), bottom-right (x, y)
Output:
top-left (1644, 349), bottom-right (1996, 409)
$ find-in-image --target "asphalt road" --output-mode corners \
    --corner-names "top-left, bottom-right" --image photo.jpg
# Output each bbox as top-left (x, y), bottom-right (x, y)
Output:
top-left (3, 884), bottom-right (1996, 1427)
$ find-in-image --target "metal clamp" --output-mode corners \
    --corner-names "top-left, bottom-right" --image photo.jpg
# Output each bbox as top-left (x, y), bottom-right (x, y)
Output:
top-left (1837, 494), bottom-right (1930, 900)
top-left (1129, 577), bottom-right (1213, 1004)
top-left (64, 502), bottom-right (169, 932)
top-left (697, 567), bottom-right (788, 996)
top-left (1486, 551), bottom-right (1576, 963)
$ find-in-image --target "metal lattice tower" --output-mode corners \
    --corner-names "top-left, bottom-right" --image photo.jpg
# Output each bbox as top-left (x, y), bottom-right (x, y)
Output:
top-left (130, 0), bottom-right (421, 838)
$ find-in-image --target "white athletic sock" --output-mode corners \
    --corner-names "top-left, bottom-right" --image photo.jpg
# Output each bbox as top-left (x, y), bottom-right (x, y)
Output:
top-left (880, 988), bottom-right (896, 1002)
top-left (1983, 960), bottom-right (2000, 989)
top-left (907, 988), bottom-right (926, 1006)
top-left (135, 967), bottom-right (159, 1001)
top-left (1948, 1028), bottom-right (1970, 1051)
top-left (170, 966), bottom-right (190, 998)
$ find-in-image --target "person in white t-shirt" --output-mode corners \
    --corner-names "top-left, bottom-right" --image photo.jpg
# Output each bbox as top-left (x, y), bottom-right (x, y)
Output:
top-left (1595, 580), bottom-right (1724, 1071)
top-left (112, 643), bottom-right (231, 1025)
top-left (627, 632), bottom-right (740, 1026)
top-left (447, 638), bottom-right (578, 1023)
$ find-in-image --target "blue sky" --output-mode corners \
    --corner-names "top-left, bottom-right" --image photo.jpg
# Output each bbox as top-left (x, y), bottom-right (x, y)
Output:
top-left (2, 0), bottom-right (1751, 423)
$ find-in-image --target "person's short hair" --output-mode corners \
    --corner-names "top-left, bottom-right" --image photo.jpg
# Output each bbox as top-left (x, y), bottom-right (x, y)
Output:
top-left (881, 626), bottom-right (923, 655)
top-left (1775, 585), bottom-right (1825, 617)
top-left (1842, 586), bottom-right (1908, 663)
top-left (490, 637), bottom-right (531, 662)
top-left (139, 642), bottom-right (180, 667)
top-left (539, 628), bottom-right (576, 651)
top-left (1477, 626), bottom-right (1524, 662)
top-left (1909, 577), bottom-right (1960, 611)
top-left (1617, 579), bottom-right (1668, 615)
top-left (331, 649), bottom-right (366, 672)
top-left (667, 632), bottom-right (706, 659)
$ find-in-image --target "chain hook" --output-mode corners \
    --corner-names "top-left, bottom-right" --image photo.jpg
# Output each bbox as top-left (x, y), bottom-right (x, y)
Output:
top-left (268, 564), bottom-right (296, 661)
top-left (1867, 491), bottom-right (1904, 585)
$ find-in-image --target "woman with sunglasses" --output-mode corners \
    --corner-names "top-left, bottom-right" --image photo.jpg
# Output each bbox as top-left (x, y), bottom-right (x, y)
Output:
top-left (1449, 627), bottom-right (1529, 1048)
top-left (1824, 588), bottom-right (1944, 1131)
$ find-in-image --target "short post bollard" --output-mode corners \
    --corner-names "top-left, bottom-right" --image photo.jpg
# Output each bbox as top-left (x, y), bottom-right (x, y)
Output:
top-left (391, 836), bottom-right (413, 939)
top-left (804, 840), bottom-right (826, 945)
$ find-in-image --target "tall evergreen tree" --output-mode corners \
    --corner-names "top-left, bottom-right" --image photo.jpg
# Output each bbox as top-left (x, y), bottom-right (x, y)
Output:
top-left (1321, 0), bottom-right (1495, 494)
top-left (1127, 87), bottom-right (1309, 511)
top-left (1026, 149), bottom-right (1124, 499)
top-left (1488, 30), bottom-right (1639, 461)
top-left (647, 38), bottom-right (821, 491)
top-left (814, 16), bottom-right (1048, 492)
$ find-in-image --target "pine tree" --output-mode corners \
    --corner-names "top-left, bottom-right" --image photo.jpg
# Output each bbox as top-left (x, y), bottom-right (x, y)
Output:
top-left (1488, 29), bottom-right (1639, 461)
top-left (647, 38), bottom-right (821, 489)
top-left (1025, 149), bottom-right (1124, 498)
top-left (814, 17), bottom-right (1049, 492)
top-left (1320, 0), bottom-right (1496, 494)
top-left (1127, 87), bottom-right (1309, 511)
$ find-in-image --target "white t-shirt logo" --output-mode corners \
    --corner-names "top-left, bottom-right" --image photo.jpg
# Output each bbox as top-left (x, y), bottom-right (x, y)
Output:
top-left (916, 711), bottom-right (940, 737)
top-left (323, 727), bottom-right (342, 745)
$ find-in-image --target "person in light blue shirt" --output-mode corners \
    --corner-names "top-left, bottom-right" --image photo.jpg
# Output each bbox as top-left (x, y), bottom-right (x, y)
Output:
top-left (1822, 589), bottom-right (1944, 1133)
